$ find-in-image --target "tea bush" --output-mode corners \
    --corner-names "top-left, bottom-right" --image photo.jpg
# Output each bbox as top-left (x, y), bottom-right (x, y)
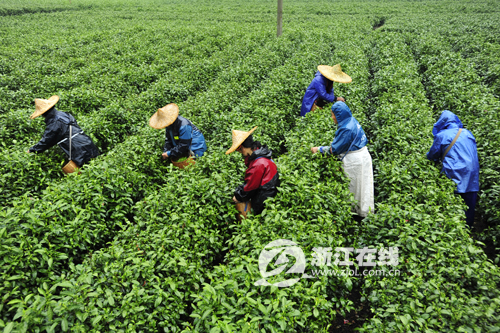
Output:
top-left (0, 25), bottom-right (276, 207)
top-left (357, 31), bottom-right (500, 332)
top-left (2, 1), bottom-right (500, 332)
top-left (406, 33), bottom-right (500, 228)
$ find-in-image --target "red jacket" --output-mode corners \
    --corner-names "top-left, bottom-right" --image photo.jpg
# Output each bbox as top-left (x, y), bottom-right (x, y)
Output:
top-left (234, 146), bottom-right (279, 214)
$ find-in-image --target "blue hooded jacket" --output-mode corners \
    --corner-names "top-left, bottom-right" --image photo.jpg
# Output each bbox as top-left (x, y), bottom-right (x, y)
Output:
top-left (300, 71), bottom-right (337, 117)
top-left (426, 110), bottom-right (479, 193)
top-left (321, 102), bottom-right (367, 155)
top-left (163, 116), bottom-right (207, 159)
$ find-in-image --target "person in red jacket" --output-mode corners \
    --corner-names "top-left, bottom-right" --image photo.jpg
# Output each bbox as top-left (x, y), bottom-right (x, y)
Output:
top-left (226, 127), bottom-right (280, 215)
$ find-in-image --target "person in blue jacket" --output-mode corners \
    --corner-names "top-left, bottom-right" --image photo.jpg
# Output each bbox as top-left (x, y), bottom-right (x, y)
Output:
top-left (311, 102), bottom-right (374, 218)
top-left (426, 110), bottom-right (479, 227)
top-left (149, 103), bottom-right (207, 161)
top-left (300, 64), bottom-right (351, 117)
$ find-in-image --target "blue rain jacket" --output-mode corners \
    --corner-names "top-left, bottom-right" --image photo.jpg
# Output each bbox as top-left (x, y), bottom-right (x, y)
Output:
top-left (426, 110), bottom-right (479, 193)
top-left (163, 116), bottom-right (207, 159)
top-left (300, 71), bottom-right (337, 117)
top-left (320, 102), bottom-right (367, 155)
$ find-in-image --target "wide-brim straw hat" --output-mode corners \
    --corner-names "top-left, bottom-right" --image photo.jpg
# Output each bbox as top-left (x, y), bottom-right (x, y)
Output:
top-left (225, 126), bottom-right (258, 154)
top-left (149, 103), bottom-right (179, 129)
top-left (317, 64), bottom-right (352, 83)
top-left (30, 95), bottom-right (59, 119)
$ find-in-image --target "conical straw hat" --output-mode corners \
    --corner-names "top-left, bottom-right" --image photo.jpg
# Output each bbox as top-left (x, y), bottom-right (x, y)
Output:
top-left (225, 126), bottom-right (258, 154)
top-left (30, 95), bottom-right (59, 119)
top-left (149, 103), bottom-right (179, 129)
top-left (317, 64), bottom-right (352, 83)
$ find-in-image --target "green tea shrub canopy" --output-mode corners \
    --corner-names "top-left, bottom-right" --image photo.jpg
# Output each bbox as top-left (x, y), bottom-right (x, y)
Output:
top-left (1, 0), bottom-right (500, 332)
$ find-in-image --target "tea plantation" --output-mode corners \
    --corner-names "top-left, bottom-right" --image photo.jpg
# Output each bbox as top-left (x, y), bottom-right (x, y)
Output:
top-left (1, 0), bottom-right (500, 332)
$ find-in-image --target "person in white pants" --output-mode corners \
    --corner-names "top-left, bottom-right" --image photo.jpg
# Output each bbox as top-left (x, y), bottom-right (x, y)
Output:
top-left (311, 102), bottom-right (374, 218)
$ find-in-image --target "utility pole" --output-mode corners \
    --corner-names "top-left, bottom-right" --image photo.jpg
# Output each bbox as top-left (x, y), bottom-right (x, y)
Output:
top-left (277, 0), bottom-right (283, 37)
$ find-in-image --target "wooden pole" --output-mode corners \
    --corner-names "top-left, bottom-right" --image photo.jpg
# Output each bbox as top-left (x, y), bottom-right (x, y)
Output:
top-left (277, 0), bottom-right (283, 37)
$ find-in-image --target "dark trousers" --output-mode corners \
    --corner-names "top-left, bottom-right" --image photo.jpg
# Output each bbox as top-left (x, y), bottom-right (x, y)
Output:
top-left (458, 192), bottom-right (478, 227)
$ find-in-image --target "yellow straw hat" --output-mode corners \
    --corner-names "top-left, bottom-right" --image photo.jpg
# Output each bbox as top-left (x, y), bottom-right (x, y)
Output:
top-left (30, 95), bottom-right (59, 119)
top-left (317, 64), bottom-right (352, 83)
top-left (149, 103), bottom-right (179, 129)
top-left (225, 126), bottom-right (258, 154)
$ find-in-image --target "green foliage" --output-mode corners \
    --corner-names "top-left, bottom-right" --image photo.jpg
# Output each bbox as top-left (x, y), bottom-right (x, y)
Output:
top-left (357, 30), bottom-right (500, 332)
top-left (405, 32), bottom-right (500, 228)
top-left (1, 1), bottom-right (500, 332)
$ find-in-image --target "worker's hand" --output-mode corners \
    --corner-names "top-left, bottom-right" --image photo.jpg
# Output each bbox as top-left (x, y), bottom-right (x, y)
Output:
top-left (162, 152), bottom-right (169, 160)
top-left (337, 97), bottom-right (345, 102)
top-left (232, 196), bottom-right (238, 203)
top-left (311, 147), bottom-right (319, 154)
top-left (26, 150), bottom-right (31, 153)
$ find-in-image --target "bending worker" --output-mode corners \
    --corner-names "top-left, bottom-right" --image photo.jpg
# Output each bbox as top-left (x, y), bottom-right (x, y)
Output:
top-left (27, 95), bottom-right (100, 168)
top-left (311, 102), bottom-right (374, 218)
top-left (426, 110), bottom-right (479, 228)
top-left (226, 127), bottom-right (280, 215)
top-left (300, 64), bottom-right (351, 117)
top-left (149, 103), bottom-right (207, 161)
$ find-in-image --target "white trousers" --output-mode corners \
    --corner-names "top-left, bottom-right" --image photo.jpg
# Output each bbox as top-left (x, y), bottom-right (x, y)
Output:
top-left (340, 146), bottom-right (375, 217)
